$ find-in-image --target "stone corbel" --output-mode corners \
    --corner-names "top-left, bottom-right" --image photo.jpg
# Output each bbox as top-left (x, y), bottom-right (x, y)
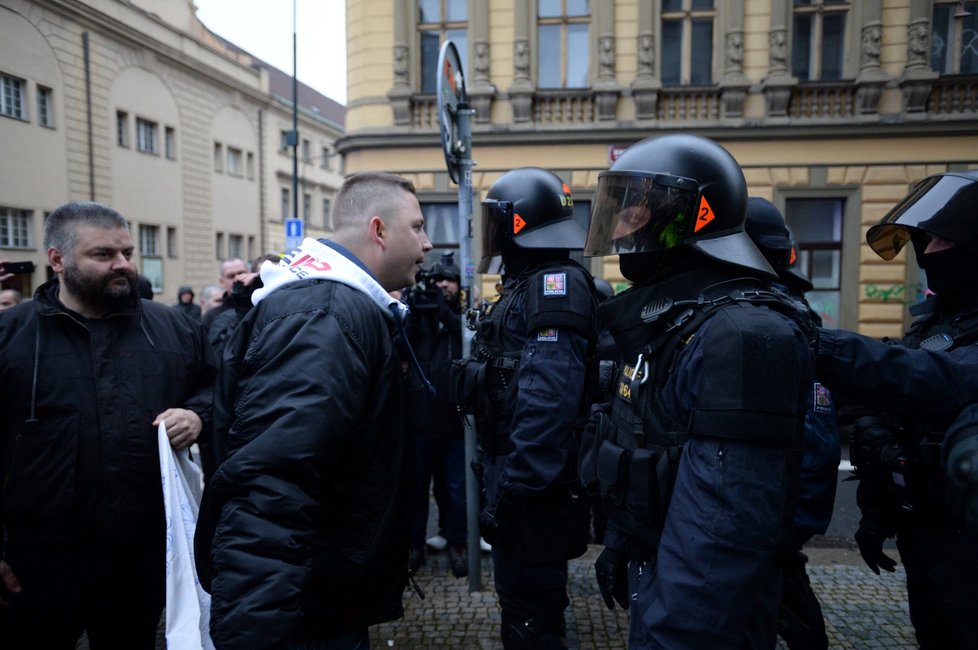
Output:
top-left (720, 31), bottom-right (749, 118)
top-left (631, 32), bottom-right (659, 120)
top-left (594, 35), bottom-right (620, 121)
top-left (761, 28), bottom-right (797, 118)
top-left (388, 44), bottom-right (412, 126)
top-left (898, 20), bottom-right (938, 115)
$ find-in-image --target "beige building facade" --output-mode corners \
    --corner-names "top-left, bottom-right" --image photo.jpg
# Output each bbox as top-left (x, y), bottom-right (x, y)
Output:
top-left (0, 0), bottom-right (345, 301)
top-left (340, 0), bottom-right (978, 337)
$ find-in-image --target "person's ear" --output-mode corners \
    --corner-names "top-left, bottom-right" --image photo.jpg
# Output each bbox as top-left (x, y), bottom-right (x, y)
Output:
top-left (48, 247), bottom-right (66, 273)
top-left (368, 215), bottom-right (386, 249)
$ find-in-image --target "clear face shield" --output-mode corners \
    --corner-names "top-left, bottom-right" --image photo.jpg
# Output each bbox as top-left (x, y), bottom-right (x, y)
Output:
top-left (584, 172), bottom-right (701, 257)
top-left (478, 200), bottom-right (515, 273)
top-left (867, 174), bottom-right (978, 260)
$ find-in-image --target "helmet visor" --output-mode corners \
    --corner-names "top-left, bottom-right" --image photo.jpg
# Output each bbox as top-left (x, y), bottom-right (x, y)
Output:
top-left (479, 200), bottom-right (514, 272)
top-left (584, 172), bottom-right (701, 256)
top-left (867, 174), bottom-right (978, 260)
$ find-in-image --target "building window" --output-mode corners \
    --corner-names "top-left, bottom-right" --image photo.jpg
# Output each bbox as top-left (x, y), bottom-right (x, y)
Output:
top-left (214, 142), bottom-right (224, 172)
top-left (136, 118), bottom-right (158, 154)
top-left (139, 224), bottom-right (160, 256)
top-left (215, 232), bottom-right (224, 259)
top-left (281, 188), bottom-right (290, 220)
top-left (0, 73), bottom-right (25, 120)
top-left (246, 152), bottom-right (255, 179)
top-left (321, 147), bottom-right (331, 169)
top-left (164, 126), bottom-right (176, 160)
top-left (0, 208), bottom-right (32, 249)
top-left (537, 0), bottom-right (590, 89)
top-left (932, 1), bottom-right (978, 74)
top-left (227, 146), bottom-right (243, 176)
top-left (301, 139), bottom-right (311, 161)
top-left (228, 234), bottom-right (243, 260)
top-left (280, 129), bottom-right (291, 152)
top-left (661, 0), bottom-right (715, 86)
top-left (322, 197), bottom-right (332, 228)
top-left (116, 111), bottom-right (129, 147)
top-left (247, 235), bottom-right (255, 261)
top-left (303, 193), bottom-right (312, 220)
top-left (785, 197), bottom-right (844, 328)
top-left (419, 0), bottom-right (468, 93)
top-left (167, 227), bottom-right (178, 258)
top-left (792, 0), bottom-right (849, 82)
top-left (37, 86), bottom-right (53, 127)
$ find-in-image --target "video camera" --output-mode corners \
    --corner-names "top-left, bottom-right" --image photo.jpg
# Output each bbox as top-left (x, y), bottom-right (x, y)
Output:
top-left (404, 252), bottom-right (459, 314)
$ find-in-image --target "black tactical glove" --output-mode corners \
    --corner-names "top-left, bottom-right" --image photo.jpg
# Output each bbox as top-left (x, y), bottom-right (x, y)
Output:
top-left (854, 524), bottom-right (897, 575)
top-left (850, 416), bottom-right (896, 474)
top-left (594, 547), bottom-right (630, 611)
top-left (479, 492), bottom-right (517, 546)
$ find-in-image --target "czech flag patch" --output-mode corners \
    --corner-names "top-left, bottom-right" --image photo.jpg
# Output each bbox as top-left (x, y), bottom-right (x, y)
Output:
top-left (543, 272), bottom-right (567, 296)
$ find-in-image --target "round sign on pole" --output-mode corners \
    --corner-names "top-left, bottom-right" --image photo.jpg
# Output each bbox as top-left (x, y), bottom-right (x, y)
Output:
top-left (437, 40), bottom-right (466, 184)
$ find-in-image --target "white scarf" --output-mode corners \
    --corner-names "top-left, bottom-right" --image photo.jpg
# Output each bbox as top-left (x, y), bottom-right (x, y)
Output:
top-left (251, 238), bottom-right (408, 321)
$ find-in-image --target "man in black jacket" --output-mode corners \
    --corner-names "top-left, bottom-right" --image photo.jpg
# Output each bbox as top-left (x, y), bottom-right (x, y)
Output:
top-left (197, 172), bottom-right (432, 649)
top-left (0, 201), bottom-right (216, 649)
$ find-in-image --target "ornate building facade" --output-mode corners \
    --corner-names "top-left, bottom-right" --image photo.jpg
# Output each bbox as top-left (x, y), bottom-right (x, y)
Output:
top-left (0, 0), bottom-right (344, 298)
top-left (341, 0), bottom-right (978, 336)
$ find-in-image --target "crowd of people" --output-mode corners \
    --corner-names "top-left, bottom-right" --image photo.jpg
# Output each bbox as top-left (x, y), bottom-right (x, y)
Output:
top-left (0, 136), bottom-right (975, 650)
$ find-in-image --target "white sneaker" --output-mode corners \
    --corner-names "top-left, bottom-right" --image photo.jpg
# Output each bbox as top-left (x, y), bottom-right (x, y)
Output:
top-left (425, 535), bottom-right (448, 551)
top-left (479, 537), bottom-right (492, 553)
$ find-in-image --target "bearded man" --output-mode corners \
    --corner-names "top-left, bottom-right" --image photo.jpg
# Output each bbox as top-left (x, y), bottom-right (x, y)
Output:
top-left (0, 201), bottom-right (216, 649)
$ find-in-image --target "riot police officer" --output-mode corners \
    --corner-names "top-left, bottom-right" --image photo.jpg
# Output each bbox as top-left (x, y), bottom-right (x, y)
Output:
top-left (815, 170), bottom-right (978, 649)
top-left (580, 134), bottom-right (814, 649)
top-left (745, 197), bottom-right (841, 650)
top-left (457, 167), bottom-right (599, 649)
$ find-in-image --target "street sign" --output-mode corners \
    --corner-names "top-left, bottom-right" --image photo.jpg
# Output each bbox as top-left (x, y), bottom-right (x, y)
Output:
top-left (437, 40), bottom-right (467, 184)
top-left (285, 218), bottom-right (303, 252)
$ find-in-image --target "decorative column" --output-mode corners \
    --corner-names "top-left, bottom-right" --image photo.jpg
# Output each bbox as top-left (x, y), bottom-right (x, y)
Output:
top-left (468, 0), bottom-right (496, 124)
top-left (387, 0), bottom-right (413, 126)
top-left (853, 0), bottom-right (889, 116)
top-left (593, 1), bottom-right (620, 121)
top-left (630, 1), bottom-right (660, 120)
top-left (719, 1), bottom-right (750, 119)
top-left (899, 0), bottom-right (937, 115)
top-left (509, 0), bottom-right (535, 123)
top-left (761, 0), bottom-right (798, 118)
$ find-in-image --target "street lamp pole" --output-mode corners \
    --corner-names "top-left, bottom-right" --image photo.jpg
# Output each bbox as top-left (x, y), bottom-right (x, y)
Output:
top-left (291, 0), bottom-right (299, 224)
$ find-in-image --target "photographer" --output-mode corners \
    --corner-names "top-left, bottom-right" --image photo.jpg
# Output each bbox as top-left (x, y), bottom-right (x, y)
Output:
top-left (403, 252), bottom-right (469, 577)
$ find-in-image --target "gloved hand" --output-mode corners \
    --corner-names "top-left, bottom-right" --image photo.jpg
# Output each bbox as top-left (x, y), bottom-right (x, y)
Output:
top-left (854, 524), bottom-right (897, 575)
top-left (479, 492), bottom-right (517, 546)
top-left (594, 547), bottom-right (629, 610)
top-left (850, 416), bottom-right (896, 473)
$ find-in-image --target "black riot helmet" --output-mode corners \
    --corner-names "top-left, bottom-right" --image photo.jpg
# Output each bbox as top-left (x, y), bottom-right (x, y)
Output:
top-left (867, 170), bottom-right (978, 261)
top-left (745, 197), bottom-right (813, 291)
top-left (479, 167), bottom-right (585, 273)
top-left (584, 134), bottom-right (774, 277)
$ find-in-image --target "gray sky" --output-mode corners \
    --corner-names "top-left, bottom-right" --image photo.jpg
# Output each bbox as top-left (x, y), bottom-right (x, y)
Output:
top-left (194, 0), bottom-right (348, 105)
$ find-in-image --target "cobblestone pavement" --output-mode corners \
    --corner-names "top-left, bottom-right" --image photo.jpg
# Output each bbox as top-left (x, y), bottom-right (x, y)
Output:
top-left (76, 543), bottom-right (913, 649)
top-left (368, 544), bottom-right (917, 650)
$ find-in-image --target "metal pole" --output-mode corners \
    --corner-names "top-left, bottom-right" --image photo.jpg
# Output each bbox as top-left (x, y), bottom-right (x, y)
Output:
top-left (455, 102), bottom-right (482, 592)
top-left (291, 0), bottom-right (299, 223)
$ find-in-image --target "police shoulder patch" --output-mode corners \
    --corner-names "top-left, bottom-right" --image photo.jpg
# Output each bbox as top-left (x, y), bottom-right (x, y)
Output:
top-left (812, 382), bottom-right (833, 414)
top-left (537, 327), bottom-right (559, 342)
top-left (542, 272), bottom-right (567, 296)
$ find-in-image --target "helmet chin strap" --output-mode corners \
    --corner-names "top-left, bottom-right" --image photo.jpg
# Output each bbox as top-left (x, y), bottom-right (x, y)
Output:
top-left (501, 245), bottom-right (568, 279)
top-left (619, 247), bottom-right (706, 285)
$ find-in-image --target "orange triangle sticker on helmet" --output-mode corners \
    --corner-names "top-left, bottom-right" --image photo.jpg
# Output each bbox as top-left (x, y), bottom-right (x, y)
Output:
top-left (789, 247), bottom-right (797, 265)
top-left (513, 213), bottom-right (526, 234)
top-left (694, 195), bottom-right (716, 232)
